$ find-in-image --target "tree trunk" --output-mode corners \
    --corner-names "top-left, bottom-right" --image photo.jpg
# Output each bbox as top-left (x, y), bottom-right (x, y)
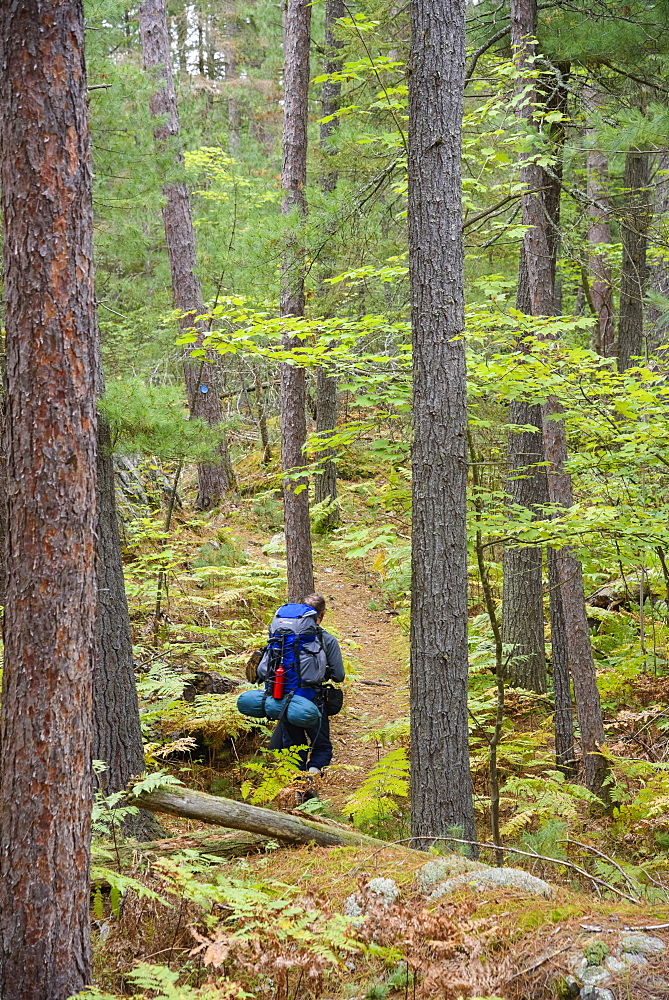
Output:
top-left (548, 547), bottom-right (576, 776)
top-left (584, 86), bottom-right (615, 357)
top-left (312, 0), bottom-right (346, 527)
top-left (511, 0), bottom-right (608, 797)
top-left (280, 0), bottom-right (315, 601)
top-left (408, 0), bottom-right (476, 845)
top-left (314, 368), bottom-right (340, 526)
top-left (618, 149), bottom-right (651, 371)
top-left (543, 403), bottom-right (608, 796)
top-left (94, 413), bottom-right (162, 840)
top-left (647, 152), bottom-right (669, 356)
top-left (0, 3), bottom-right (97, 995)
top-left (320, 0), bottom-right (346, 192)
top-left (139, 0), bottom-right (235, 508)
top-left (502, 401), bottom-right (548, 693)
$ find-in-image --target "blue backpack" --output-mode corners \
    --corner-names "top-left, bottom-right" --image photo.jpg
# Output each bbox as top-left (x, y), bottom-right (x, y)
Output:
top-left (257, 603), bottom-right (328, 701)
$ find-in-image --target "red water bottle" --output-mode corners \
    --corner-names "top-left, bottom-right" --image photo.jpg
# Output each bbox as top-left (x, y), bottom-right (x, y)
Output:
top-left (273, 664), bottom-right (285, 700)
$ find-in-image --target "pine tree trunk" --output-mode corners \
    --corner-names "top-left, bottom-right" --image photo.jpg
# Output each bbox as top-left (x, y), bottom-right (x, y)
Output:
top-left (502, 401), bottom-right (548, 692)
top-left (543, 403), bottom-right (608, 795)
top-left (139, 0), bottom-right (235, 508)
top-left (548, 547), bottom-right (576, 775)
top-left (618, 149), bottom-right (652, 371)
top-left (280, 0), bottom-right (314, 601)
top-left (584, 86), bottom-right (615, 357)
top-left (511, 0), bottom-right (607, 797)
top-left (0, 3), bottom-right (97, 994)
top-left (408, 0), bottom-right (476, 844)
top-left (314, 369), bottom-right (340, 526)
top-left (94, 414), bottom-right (162, 839)
top-left (320, 0), bottom-right (345, 192)
top-left (312, 0), bottom-right (346, 527)
top-left (647, 152), bottom-right (669, 356)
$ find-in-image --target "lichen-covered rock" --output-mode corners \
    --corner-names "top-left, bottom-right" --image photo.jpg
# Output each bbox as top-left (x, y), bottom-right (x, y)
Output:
top-left (621, 932), bottom-right (666, 955)
top-left (579, 987), bottom-right (615, 1000)
top-left (365, 877), bottom-right (399, 904)
top-left (603, 955), bottom-right (627, 975)
top-left (580, 966), bottom-right (611, 988)
top-left (416, 855), bottom-right (484, 892)
top-left (428, 866), bottom-right (554, 899)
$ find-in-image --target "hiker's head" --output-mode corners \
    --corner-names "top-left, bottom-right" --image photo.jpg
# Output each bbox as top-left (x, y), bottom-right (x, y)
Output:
top-left (304, 592), bottom-right (326, 623)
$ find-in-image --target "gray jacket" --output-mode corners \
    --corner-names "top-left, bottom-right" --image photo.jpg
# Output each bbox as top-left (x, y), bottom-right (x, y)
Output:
top-left (322, 629), bottom-right (345, 683)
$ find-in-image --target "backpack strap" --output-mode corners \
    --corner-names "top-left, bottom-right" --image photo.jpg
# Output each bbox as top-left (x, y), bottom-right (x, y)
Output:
top-left (275, 689), bottom-right (295, 727)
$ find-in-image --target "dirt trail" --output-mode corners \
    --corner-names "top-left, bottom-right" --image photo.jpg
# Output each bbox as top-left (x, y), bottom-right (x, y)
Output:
top-left (312, 560), bottom-right (409, 806)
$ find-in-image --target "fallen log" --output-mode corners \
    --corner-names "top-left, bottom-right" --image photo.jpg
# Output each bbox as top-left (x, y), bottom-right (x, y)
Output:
top-left (131, 786), bottom-right (396, 850)
top-left (113, 830), bottom-right (270, 865)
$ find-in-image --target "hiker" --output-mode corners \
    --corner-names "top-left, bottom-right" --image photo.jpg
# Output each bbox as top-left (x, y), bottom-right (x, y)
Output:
top-left (268, 593), bottom-right (345, 774)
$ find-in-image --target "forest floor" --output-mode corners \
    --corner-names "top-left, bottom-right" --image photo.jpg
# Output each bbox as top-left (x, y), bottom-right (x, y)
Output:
top-left (104, 477), bottom-right (669, 999)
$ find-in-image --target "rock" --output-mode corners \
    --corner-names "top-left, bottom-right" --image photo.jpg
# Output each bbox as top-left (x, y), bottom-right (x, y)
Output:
top-left (603, 955), bottom-right (627, 975)
top-left (622, 952), bottom-right (648, 967)
top-left (580, 966), bottom-right (611, 987)
top-left (579, 988), bottom-right (615, 1000)
top-left (344, 877), bottom-right (399, 918)
top-left (556, 975), bottom-right (580, 998)
top-left (417, 855), bottom-right (483, 892)
top-left (429, 866), bottom-right (554, 899)
top-left (621, 932), bottom-right (666, 955)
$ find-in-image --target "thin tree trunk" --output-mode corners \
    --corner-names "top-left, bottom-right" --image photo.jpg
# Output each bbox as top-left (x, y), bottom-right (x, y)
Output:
top-left (647, 151), bottom-right (669, 356)
top-left (409, 0), bottom-right (476, 845)
top-left (0, 3), bottom-right (97, 994)
top-left (502, 401), bottom-right (548, 693)
top-left (618, 149), bottom-right (652, 371)
top-left (223, 0), bottom-right (241, 156)
top-left (139, 0), bottom-right (235, 508)
top-left (94, 413), bottom-right (162, 839)
top-left (320, 0), bottom-right (345, 192)
top-left (548, 546), bottom-right (576, 775)
top-left (543, 412), bottom-right (608, 795)
top-left (280, 0), bottom-right (315, 601)
top-left (584, 86), bottom-right (615, 357)
top-left (255, 373), bottom-right (272, 463)
top-left (313, 0), bottom-right (346, 528)
top-left (314, 368), bottom-right (340, 525)
top-left (511, 0), bottom-right (608, 797)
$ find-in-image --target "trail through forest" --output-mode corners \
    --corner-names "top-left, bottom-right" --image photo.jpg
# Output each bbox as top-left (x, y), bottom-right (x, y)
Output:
top-left (242, 522), bottom-right (409, 807)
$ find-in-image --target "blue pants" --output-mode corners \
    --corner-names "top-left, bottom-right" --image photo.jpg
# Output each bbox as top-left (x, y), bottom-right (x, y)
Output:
top-left (277, 712), bottom-right (333, 771)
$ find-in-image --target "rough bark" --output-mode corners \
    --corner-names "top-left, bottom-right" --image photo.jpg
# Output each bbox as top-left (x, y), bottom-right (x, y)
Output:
top-left (320, 0), bottom-right (346, 192)
top-left (618, 149), bottom-right (652, 371)
top-left (548, 547), bottom-right (576, 775)
top-left (584, 86), bottom-right (615, 357)
top-left (511, 0), bottom-right (608, 797)
top-left (280, 0), bottom-right (315, 601)
top-left (502, 68), bottom-right (567, 695)
top-left (139, 0), bottom-right (235, 508)
top-left (408, 0), bottom-right (476, 844)
top-left (502, 401), bottom-right (548, 693)
top-left (647, 152), bottom-right (669, 356)
top-left (0, 375), bottom-right (7, 609)
top-left (543, 404), bottom-right (608, 796)
top-left (0, 3), bottom-right (98, 994)
top-left (133, 787), bottom-right (396, 849)
top-left (313, 0), bottom-right (346, 526)
top-left (314, 368), bottom-right (340, 526)
top-left (95, 413), bottom-right (162, 840)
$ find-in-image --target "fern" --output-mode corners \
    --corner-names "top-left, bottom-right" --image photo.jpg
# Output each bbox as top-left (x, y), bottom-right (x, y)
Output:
top-left (346, 747), bottom-right (409, 836)
top-left (241, 746), bottom-right (308, 804)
